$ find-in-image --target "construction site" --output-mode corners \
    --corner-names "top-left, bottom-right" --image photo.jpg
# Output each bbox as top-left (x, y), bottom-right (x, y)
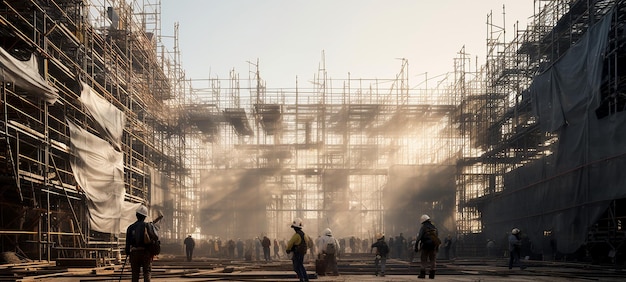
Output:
top-left (0, 0), bottom-right (626, 279)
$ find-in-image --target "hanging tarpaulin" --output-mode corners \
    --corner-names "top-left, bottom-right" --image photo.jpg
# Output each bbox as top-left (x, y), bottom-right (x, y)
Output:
top-left (67, 120), bottom-right (125, 234)
top-left (78, 81), bottom-right (126, 150)
top-left (485, 10), bottom-right (619, 254)
top-left (119, 201), bottom-right (146, 234)
top-left (0, 47), bottom-right (59, 104)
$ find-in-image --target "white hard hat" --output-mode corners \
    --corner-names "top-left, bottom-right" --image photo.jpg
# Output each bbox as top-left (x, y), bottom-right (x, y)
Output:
top-left (375, 232), bottom-right (384, 240)
top-left (136, 205), bottom-right (149, 217)
top-left (324, 228), bottom-right (332, 236)
top-left (512, 228), bottom-right (520, 235)
top-left (420, 214), bottom-right (431, 223)
top-left (291, 218), bottom-right (303, 229)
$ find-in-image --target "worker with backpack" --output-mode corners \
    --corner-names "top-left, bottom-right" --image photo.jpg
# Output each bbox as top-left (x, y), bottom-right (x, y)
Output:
top-left (286, 218), bottom-right (311, 282)
top-left (318, 228), bottom-right (340, 276)
top-left (415, 214), bottom-right (441, 279)
top-left (124, 205), bottom-right (161, 282)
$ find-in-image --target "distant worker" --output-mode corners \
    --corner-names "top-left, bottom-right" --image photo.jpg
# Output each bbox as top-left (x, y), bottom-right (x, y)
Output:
top-left (486, 238), bottom-right (495, 257)
top-left (255, 237), bottom-right (261, 260)
top-left (444, 234), bottom-right (453, 260)
top-left (396, 233), bottom-right (406, 259)
top-left (286, 218), bottom-right (310, 282)
top-left (262, 235), bottom-right (271, 261)
top-left (236, 238), bottom-right (244, 259)
top-left (415, 214), bottom-right (441, 279)
top-left (184, 235), bottom-right (195, 262)
top-left (125, 205), bottom-right (152, 282)
top-left (508, 228), bottom-right (526, 270)
top-left (227, 238), bottom-right (236, 259)
top-left (274, 238), bottom-right (280, 259)
top-left (320, 228), bottom-right (340, 276)
top-left (370, 232), bottom-right (389, 277)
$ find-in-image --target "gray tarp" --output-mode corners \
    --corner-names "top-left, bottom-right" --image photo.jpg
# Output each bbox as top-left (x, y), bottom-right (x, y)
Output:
top-left (482, 11), bottom-right (625, 254)
top-left (78, 82), bottom-right (125, 150)
top-left (0, 48), bottom-right (59, 104)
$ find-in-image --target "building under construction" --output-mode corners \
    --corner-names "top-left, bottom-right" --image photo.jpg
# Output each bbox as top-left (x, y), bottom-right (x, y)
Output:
top-left (0, 0), bottom-right (625, 268)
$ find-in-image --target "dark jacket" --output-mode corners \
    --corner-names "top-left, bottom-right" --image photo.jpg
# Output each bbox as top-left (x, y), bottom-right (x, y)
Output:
top-left (416, 220), bottom-right (439, 251)
top-left (371, 237), bottom-right (389, 257)
top-left (184, 236), bottom-right (195, 249)
top-left (125, 220), bottom-right (147, 254)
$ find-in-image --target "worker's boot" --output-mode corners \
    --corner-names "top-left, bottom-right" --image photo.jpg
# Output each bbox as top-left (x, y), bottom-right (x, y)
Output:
top-left (429, 270), bottom-right (435, 279)
top-left (418, 270), bottom-right (426, 278)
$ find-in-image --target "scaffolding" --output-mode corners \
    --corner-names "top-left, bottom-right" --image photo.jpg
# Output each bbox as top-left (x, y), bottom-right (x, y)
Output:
top-left (0, 0), bottom-right (186, 264)
top-left (180, 56), bottom-right (460, 241)
top-left (455, 0), bottom-right (626, 262)
top-left (2, 0), bottom-right (625, 266)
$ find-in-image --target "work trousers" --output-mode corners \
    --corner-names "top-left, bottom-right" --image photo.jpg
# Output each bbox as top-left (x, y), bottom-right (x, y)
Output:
top-left (374, 255), bottom-right (386, 275)
top-left (263, 247), bottom-right (271, 261)
top-left (509, 247), bottom-right (523, 269)
top-left (185, 246), bottom-right (194, 262)
top-left (130, 249), bottom-right (152, 282)
top-left (420, 248), bottom-right (437, 272)
top-left (291, 251), bottom-right (309, 282)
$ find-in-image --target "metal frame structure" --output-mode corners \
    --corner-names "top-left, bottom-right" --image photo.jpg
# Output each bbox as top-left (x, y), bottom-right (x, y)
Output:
top-left (0, 0), bottom-right (185, 263)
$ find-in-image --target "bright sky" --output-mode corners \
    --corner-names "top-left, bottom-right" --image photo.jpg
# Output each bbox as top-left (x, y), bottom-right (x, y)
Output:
top-left (160, 0), bottom-right (535, 89)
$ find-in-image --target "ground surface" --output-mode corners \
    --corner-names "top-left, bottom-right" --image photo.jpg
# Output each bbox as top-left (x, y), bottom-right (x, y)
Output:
top-left (2, 253), bottom-right (623, 281)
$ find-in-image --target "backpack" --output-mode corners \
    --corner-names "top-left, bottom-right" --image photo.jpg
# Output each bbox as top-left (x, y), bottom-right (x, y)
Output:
top-left (378, 241), bottom-right (389, 256)
top-left (295, 231), bottom-right (308, 254)
top-left (145, 222), bottom-right (161, 256)
top-left (325, 240), bottom-right (337, 255)
top-left (424, 226), bottom-right (441, 248)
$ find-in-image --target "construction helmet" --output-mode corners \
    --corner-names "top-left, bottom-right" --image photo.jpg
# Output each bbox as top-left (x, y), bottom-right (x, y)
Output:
top-left (512, 228), bottom-right (520, 235)
top-left (291, 218), bottom-right (303, 229)
top-left (324, 228), bottom-right (333, 236)
top-left (420, 214), bottom-right (431, 223)
top-left (136, 205), bottom-right (149, 217)
top-left (375, 232), bottom-right (384, 240)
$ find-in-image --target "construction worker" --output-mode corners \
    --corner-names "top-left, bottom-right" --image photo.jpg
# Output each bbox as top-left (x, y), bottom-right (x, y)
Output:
top-left (184, 235), bottom-right (195, 262)
top-left (125, 205), bottom-right (152, 282)
top-left (320, 228), bottom-right (340, 276)
top-left (415, 214), bottom-right (441, 279)
top-left (508, 228), bottom-right (527, 270)
top-left (371, 232), bottom-right (389, 277)
top-left (286, 218), bottom-right (310, 282)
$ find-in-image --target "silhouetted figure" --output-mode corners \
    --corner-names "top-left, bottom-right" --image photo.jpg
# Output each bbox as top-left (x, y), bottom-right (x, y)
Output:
top-left (227, 239), bottom-right (236, 259)
top-left (371, 233), bottom-right (389, 277)
top-left (125, 205), bottom-right (152, 282)
top-left (486, 238), bottom-right (495, 258)
top-left (508, 228), bottom-right (526, 270)
top-left (396, 233), bottom-right (406, 259)
top-left (415, 214), bottom-right (441, 279)
top-left (255, 237), bottom-right (261, 261)
top-left (236, 238), bottom-right (244, 259)
top-left (274, 238), bottom-right (280, 259)
top-left (262, 235), bottom-right (271, 261)
top-left (444, 234), bottom-right (452, 260)
top-left (184, 235), bottom-right (195, 262)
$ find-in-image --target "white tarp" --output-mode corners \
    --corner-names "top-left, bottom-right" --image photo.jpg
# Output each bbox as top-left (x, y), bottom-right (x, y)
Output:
top-left (68, 120), bottom-right (125, 233)
top-left (0, 47), bottom-right (59, 104)
top-left (78, 81), bottom-right (126, 150)
top-left (149, 167), bottom-right (166, 208)
top-left (119, 201), bottom-right (147, 233)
